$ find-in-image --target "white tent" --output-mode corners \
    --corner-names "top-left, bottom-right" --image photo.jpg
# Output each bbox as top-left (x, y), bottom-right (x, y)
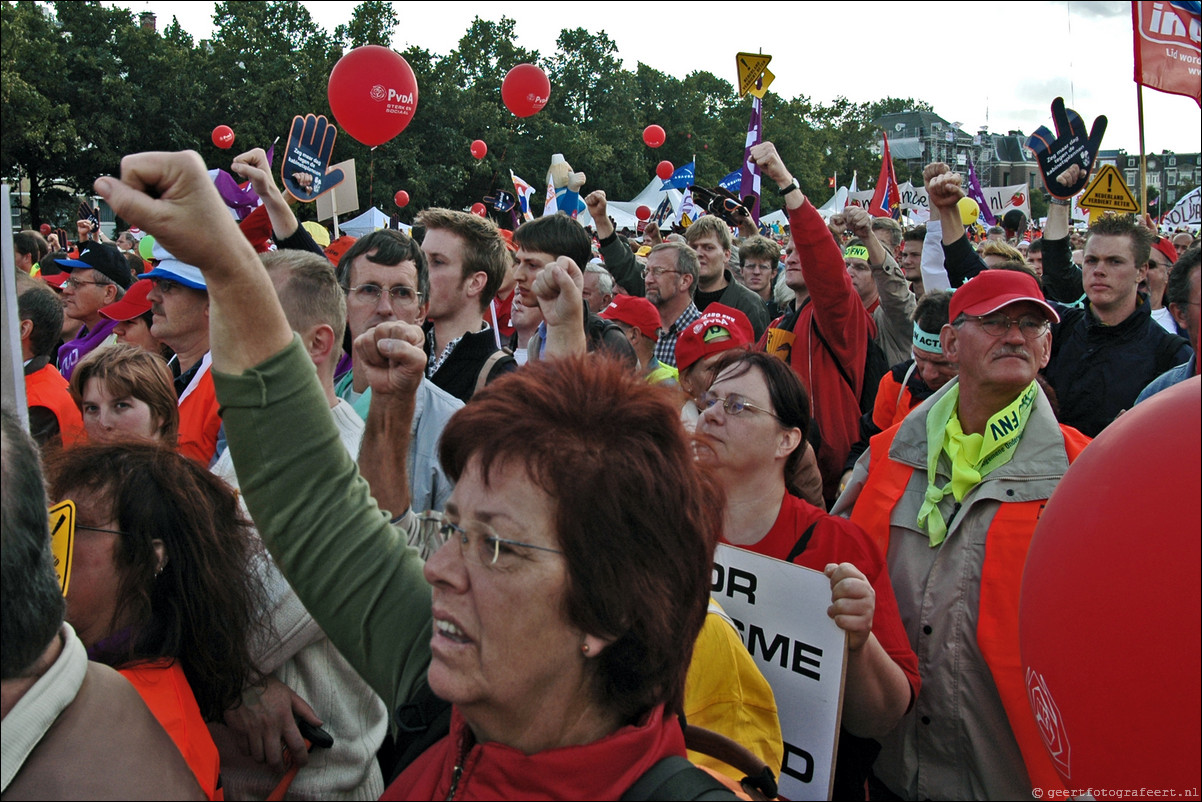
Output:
top-left (575, 177), bottom-right (685, 231)
top-left (339, 207), bottom-right (411, 238)
top-left (759, 209), bottom-right (789, 230)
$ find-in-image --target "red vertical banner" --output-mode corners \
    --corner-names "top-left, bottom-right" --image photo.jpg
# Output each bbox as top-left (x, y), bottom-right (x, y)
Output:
top-left (1133, 1), bottom-right (1202, 105)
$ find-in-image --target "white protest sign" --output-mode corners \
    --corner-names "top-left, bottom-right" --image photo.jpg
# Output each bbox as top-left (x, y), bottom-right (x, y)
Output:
top-left (1163, 187), bottom-right (1201, 228)
top-left (712, 544), bottom-right (846, 801)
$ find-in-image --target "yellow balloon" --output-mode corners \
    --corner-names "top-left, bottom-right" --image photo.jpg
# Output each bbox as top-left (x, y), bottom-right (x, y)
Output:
top-left (301, 220), bottom-right (331, 248)
top-left (958, 196), bottom-right (980, 227)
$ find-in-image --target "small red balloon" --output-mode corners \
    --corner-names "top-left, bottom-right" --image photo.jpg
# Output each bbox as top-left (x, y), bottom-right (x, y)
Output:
top-left (643, 124), bottom-right (666, 148)
top-left (502, 63), bottom-right (551, 118)
top-left (394, 190), bottom-right (410, 208)
top-left (212, 125), bottom-right (235, 149)
top-left (471, 202), bottom-right (487, 217)
top-left (635, 205), bottom-right (652, 221)
top-left (470, 140), bottom-right (487, 160)
top-left (39, 223), bottom-right (52, 236)
top-left (328, 45), bottom-right (418, 147)
top-left (656, 161), bottom-right (674, 181)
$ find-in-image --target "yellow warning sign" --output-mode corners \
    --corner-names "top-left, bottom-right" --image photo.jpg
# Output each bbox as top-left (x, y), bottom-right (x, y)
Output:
top-left (1079, 163), bottom-right (1139, 213)
top-left (736, 52), bottom-right (772, 97)
top-left (49, 500), bottom-right (76, 595)
top-left (748, 68), bottom-right (775, 99)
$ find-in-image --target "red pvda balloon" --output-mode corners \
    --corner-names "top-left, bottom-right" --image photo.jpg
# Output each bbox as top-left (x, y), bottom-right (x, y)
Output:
top-left (656, 161), bottom-right (674, 181)
top-left (394, 190), bottom-right (410, 208)
top-left (643, 125), bottom-right (666, 148)
top-left (470, 140), bottom-right (488, 160)
top-left (635, 205), bottom-right (651, 221)
top-left (1020, 377), bottom-right (1200, 791)
top-left (212, 125), bottom-right (235, 149)
top-left (470, 202), bottom-right (487, 217)
top-left (328, 45), bottom-right (418, 147)
top-left (502, 63), bottom-right (550, 118)
top-left (39, 223), bottom-right (52, 236)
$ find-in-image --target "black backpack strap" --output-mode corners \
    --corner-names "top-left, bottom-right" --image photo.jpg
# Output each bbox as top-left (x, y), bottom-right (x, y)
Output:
top-left (382, 681), bottom-right (453, 783)
top-left (810, 318), bottom-right (857, 393)
top-left (785, 521), bottom-right (820, 564)
top-left (620, 755), bottom-right (738, 801)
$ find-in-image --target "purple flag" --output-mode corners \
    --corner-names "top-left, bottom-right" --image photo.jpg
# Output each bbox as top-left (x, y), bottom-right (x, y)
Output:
top-left (966, 157), bottom-right (997, 226)
top-left (739, 96), bottom-right (763, 223)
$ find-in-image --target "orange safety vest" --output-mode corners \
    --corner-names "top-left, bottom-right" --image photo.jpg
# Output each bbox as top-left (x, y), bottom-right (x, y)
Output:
top-left (178, 358), bottom-right (220, 466)
top-left (850, 421), bottom-right (1091, 793)
top-left (120, 659), bottom-right (223, 800)
top-left (25, 362), bottom-right (85, 446)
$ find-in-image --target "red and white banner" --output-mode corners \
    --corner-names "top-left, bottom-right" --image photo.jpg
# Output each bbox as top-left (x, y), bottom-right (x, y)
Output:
top-left (1133, 1), bottom-right (1202, 106)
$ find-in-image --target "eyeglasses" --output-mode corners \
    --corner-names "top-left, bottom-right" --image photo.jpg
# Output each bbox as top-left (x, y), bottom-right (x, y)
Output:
top-left (641, 266), bottom-right (680, 279)
top-left (75, 524), bottom-right (128, 537)
top-left (62, 277), bottom-right (108, 290)
top-left (150, 278), bottom-right (181, 294)
top-left (416, 510), bottom-right (563, 569)
top-left (699, 391), bottom-right (783, 422)
top-left (958, 314), bottom-right (1051, 339)
top-left (349, 283), bottom-right (424, 307)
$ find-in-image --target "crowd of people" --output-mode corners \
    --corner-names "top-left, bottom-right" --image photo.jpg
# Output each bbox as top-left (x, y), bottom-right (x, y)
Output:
top-left (3, 136), bottom-right (1198, 801)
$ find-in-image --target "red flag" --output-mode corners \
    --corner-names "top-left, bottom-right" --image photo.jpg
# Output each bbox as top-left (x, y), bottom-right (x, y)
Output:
top-left (828, 176), bottom-right (836, 188)
top-left (1133, 1), bottom-right (1201, 106)
top-left (869, 132), bottom-right (900, 219)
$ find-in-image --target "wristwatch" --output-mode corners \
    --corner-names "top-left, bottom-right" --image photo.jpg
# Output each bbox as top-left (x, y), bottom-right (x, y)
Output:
top-left (777, 178), bottom-right (801, 197)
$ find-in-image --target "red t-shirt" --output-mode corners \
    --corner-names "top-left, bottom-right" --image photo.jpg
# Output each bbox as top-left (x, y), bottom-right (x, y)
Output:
top-left (720, 492), bottom-right (921, 702)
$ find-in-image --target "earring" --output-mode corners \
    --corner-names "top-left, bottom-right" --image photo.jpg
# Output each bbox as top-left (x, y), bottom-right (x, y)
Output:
top-left (581, 643), bottom-right (590, 655)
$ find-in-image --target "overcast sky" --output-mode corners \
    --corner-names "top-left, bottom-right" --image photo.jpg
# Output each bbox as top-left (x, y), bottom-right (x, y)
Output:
top-left (109, 0), bottom-right (1201, 155)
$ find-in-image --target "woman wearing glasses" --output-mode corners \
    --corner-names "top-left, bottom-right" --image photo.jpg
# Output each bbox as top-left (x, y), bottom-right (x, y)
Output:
top-left (45, 443), bottom-right (262, 800)
top-left (695, 350), bottom-right (920, 797)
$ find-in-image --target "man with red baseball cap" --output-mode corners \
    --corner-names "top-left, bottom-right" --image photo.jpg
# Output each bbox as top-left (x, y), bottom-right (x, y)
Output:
top-left (834, 268), bottom-right (1093, 800)
top-left (599, 294), bottom-right (675, 384)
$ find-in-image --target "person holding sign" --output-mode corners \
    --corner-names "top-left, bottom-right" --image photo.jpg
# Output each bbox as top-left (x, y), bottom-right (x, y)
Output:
top-left (835, 269), bottom-right (1093, 799)
top-left (695, 350), bottom-right (918, 797)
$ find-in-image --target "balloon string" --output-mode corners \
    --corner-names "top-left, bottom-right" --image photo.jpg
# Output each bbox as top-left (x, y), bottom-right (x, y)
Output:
top-left (370, 146), bottom-right (377, 209)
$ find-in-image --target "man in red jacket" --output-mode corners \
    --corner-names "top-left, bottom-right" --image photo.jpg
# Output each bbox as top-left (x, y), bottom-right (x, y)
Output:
top-left (17, 273), bottom-right (84, 448)
top-left (750, 141), bottom-right (876, 508)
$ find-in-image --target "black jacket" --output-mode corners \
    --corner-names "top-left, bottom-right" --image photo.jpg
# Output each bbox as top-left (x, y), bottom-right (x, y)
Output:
top-left (426, 326), bottom-right (517, 403)
top-left (1045, 297), bottom-right (1191, 437)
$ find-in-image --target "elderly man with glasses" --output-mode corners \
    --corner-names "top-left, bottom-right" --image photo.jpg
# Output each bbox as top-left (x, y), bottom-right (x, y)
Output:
top-left (55, 242), bottom-right (133, 380)
top-left (834, 269), bottom-right (1093, 800)
top-left (640, 242), bottom-right (702, 368)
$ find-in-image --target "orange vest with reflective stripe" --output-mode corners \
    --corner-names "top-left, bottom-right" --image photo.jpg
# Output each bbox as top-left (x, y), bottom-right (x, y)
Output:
top-left (25, 362), bottom-right (85, 446)
top-left (849, 422), bottom-right (1091, 793)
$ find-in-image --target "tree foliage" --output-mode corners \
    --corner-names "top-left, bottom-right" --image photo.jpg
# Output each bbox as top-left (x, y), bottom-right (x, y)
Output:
top-left (2, 1), bottom-right (946, 229)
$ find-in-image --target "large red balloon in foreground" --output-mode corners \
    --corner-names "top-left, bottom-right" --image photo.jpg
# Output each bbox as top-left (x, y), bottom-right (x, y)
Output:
top-left (501, 63), bottom-right (550, 118)
top-left (1020, 377), bottom-right (1200, 792)
top-left (328, 46), bottom-right (418, 147)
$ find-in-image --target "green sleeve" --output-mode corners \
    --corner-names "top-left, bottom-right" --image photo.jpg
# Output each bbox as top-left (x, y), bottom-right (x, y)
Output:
top-left (212, 336), bottom-right (432, 714)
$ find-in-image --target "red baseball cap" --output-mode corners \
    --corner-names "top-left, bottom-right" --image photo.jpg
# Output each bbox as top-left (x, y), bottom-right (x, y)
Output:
top-left (675, 304), bottom-right (754, 372)
top-left (1151, 237), bottom-right (1178, 266)
top-left (99, 278), bottom-right (153, 322)
top-left (950, 270), bottom-right (1059, 323)
top-left (600, 294), bottom-right (661, 340)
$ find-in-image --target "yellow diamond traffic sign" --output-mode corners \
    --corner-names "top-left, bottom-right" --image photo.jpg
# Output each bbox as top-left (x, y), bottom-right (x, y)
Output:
top-left (1079, 163), bottom-right (1140, 213)
top-left (736, 52), bottom-right (772, 97)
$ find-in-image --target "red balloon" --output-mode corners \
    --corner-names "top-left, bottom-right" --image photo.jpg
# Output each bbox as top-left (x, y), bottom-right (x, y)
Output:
top-left (212, 125), bottom-right (235, 149)
top-left (1020, 378), bottom-right (1200, 790)
top-left (643, 124), bottom-right (666, 148)
top-left (470, 202), bottom-right (487, 217)
top-left (394, 190), bottom-right (410, 208)
top-left (501, 63), bottom-right (550, 118)
top-left (39, 223), bottom-right (52, 236)
top-left (635, 205), bottom-right (652, 221)
top-left (328, 45), bottom-right (418, 147)
top-left (470, 140), bottom-right (488, 160)
top-left (656, 161), bottom-right (674, 181)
